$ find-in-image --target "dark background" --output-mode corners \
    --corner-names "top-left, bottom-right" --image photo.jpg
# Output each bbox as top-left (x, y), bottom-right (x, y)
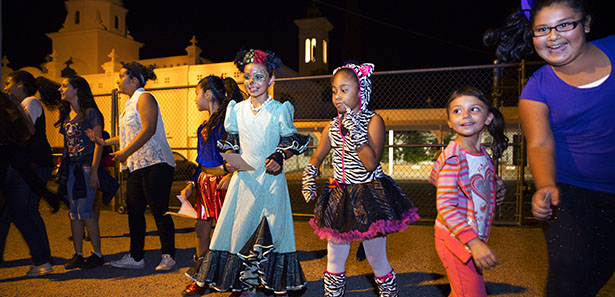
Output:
top-left (3, 0), bottom-right (615, 73)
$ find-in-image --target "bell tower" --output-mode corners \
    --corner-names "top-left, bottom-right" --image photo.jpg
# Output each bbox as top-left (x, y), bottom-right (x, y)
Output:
top-left (294, 3), bottom-right (333, 76)
top-left (45, 0), bottom-right (142, 76)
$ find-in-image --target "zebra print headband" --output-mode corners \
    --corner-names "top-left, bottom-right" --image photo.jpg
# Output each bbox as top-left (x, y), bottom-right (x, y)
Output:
top-left (333, 63), bottom-right (375, 112)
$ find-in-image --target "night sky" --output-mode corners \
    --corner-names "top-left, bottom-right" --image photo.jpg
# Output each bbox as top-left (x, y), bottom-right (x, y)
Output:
top-left (2, 0), bottom-right (615, 73)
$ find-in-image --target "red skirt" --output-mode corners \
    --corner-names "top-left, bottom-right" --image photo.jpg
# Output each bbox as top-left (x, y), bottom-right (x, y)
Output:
top-left (195, 173), bottom-right (227, 220)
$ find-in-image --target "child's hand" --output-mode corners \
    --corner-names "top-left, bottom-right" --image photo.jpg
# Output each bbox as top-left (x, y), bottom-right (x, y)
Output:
top-left (467, 238), bottom-right (498, 271)
top-left (265, 151), bottom-right (284, 175)
top-left (532, 186), bottom-right (559, 220)
top-left (224, 161), bottom-right (238, 173)
top-left (302, 164), bottom-right (318, 202)
top-left (341, 109), bottom-right (368, 150)
top-left (495, 175), bottom-right (506, 206)
top-left (86, 129), bottom-right (105, 145)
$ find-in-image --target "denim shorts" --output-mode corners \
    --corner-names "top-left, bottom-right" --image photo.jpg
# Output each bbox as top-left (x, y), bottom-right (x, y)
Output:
top-left (66, 164), bottom-right (96, 220)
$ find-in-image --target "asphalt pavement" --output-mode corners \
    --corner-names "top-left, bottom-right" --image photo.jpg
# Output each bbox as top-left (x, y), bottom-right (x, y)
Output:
top-left (1, 203), bottom-right (614, 296)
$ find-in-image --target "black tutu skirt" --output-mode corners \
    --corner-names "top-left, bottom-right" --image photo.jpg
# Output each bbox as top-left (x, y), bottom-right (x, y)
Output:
top-left (310, 174), bottom-right (419, 243)
top-left (186, 217), bottom-right (306, 294)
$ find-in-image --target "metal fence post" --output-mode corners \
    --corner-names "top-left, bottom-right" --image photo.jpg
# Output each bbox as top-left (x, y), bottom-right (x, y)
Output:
top-left (110, 89), bottom-right (125, 213)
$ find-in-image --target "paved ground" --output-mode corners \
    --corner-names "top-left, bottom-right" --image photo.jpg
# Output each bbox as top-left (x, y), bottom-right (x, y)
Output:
top-left (1, 204), bottom-right (614, 297)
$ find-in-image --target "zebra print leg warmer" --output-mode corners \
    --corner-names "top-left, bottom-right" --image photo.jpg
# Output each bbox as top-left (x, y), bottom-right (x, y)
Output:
top-left (374, 269), bottom-right (399, 297)
top-left (323, 270), bottom-right (346, 297)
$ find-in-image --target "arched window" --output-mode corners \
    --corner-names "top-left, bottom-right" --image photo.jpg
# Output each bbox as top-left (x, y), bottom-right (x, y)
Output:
top-left (305, 38), bottom-right (311, 63)
top-left (323, 40), bottom-right (328, 64)
top-left (305, 38), bottom-right (318, 64)
top-left (75, 11), bottom-right (80, 24)
top-left (114, 16), bottom-right (119, 29)
top-left (310, 38), bottom-right (317, 62)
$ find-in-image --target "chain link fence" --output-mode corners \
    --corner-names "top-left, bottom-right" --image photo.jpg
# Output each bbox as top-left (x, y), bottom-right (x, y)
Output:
top-left (52, 61), bottom-right (542, 224)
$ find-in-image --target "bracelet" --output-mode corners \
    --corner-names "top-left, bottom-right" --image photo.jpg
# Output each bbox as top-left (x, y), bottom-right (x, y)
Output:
top-left (275, 149), bottom-right (287, 160)
top-left (186, 181), bottom-right (195, 187)
top-left (222, 161), bottom-right (231, 173)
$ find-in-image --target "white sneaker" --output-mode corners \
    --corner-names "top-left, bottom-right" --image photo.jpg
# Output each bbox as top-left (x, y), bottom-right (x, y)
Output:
top-left (26, 263), bottom-right (53, 277)
top-left (110, 254), bottom-right (144, 269)
top-left (155, 254), bottom-right (176, 271)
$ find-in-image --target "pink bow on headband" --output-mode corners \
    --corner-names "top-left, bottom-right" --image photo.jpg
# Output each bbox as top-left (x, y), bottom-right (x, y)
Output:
top-left (358, 64), bottom-right (373, 77)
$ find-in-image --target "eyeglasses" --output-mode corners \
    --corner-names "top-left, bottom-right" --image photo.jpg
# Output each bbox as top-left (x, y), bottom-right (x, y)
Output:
top-left (532, 19), bottom-right (585, 37)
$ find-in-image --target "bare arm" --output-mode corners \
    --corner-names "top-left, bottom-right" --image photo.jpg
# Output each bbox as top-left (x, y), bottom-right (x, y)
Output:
top-left (519, 99), bottom-right (558, 220)
top-left (356, 114), bottom-right (385, 171)
top-left (112, 93), bottom-right (158, 162)
top-left (308, 122), bottom-right (332, 167)
top-left (89, 124), bottom-right (104, 189)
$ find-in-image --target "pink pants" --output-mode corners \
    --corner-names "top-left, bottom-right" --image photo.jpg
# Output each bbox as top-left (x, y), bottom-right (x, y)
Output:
top-left (435, 230), bottom-right (487, 297)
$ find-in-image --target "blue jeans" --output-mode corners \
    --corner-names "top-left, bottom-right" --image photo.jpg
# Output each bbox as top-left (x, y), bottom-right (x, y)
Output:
top-left (66, 164), bottom-right (96, 220)
top-left (0, 166), bottom-right (52, 265)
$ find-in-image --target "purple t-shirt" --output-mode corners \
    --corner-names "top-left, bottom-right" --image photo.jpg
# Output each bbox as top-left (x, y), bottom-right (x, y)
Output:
top-left (520, 35), bottom-right (615, 194)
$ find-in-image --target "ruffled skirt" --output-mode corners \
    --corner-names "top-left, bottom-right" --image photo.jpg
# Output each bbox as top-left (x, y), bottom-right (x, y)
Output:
top-left (195, 173), bottom-right (226, 220)
top-left (186, 217), bottom-right (306, 294)
top-left (310, 174), bottom-right (419, 243)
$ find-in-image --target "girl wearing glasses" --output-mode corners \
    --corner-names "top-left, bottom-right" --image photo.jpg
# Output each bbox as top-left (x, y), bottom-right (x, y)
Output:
top-left (485, 0), bottom-right (615, 296)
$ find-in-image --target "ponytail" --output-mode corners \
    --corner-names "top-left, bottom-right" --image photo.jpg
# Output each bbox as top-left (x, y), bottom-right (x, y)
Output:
top-left (486, 106), bottom-right (509, 161)
top-left (7, 70), bottom-right (62, 109)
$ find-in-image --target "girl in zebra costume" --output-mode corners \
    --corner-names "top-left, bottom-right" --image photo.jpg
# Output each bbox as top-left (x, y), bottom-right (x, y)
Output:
top-left (302, 62), bottom-right (420, 297)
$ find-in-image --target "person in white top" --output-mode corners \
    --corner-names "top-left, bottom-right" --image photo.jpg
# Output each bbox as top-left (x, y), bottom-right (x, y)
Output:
top-left (88, 62), bottom-right (176, 271)
top-left (1, 70), bottom-right (62, 277)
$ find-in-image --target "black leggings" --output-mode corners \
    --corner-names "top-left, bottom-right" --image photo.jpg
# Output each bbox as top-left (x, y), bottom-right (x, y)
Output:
top-left (543, 183), bottom-right (615, 297)
top-left (126, 163), bottom-right (175, 261)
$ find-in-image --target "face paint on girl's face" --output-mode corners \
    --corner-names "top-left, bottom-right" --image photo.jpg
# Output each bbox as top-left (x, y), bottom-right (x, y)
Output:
top-left (243, 68), bottom-right (268, 83)
top-left (243, 63), bottom-right (271, 99)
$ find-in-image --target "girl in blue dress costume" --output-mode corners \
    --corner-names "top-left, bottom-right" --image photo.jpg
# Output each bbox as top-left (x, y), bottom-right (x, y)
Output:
top-left (186, 49), bottom-right (310, 297)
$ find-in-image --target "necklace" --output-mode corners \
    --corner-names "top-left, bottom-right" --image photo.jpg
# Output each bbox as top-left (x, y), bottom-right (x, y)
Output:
top-left (249, 96), bottom-right (272, 113)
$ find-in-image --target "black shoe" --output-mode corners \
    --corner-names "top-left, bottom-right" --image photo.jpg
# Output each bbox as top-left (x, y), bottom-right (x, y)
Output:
top-left (64, 254), bottom-right (86, 269)
top-left (84, 253), bottom-right (104, 269)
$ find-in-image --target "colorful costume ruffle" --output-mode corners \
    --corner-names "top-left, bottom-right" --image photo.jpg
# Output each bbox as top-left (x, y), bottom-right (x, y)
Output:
top-left (310, 175), bottom-right (419, 243)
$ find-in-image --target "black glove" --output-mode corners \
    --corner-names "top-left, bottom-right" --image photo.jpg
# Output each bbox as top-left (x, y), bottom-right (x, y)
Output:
top-left (265, 151), bottom-right (284, 175)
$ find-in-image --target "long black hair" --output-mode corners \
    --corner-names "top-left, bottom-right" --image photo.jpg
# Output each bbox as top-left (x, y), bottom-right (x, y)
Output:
top-left (55, 76), bottom-right (102, 128)
top-left (7, 70), bottom-right (62, 109)
top-left (197, 76), bottom-right (231, 142)
top-left (121, 62), bottom-right (157, 88)
top-left (483, 0), bottom-right (592, 62)
top-left (447, 87), bottom-right (509, 161)
top-left (224, 77), bottom-right (245, 102)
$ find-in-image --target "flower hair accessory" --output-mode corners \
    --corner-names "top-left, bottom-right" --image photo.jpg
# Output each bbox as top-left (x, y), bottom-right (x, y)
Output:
top-left (520, 0), bottom-right (535, 20)
top-left (333, 62), bottom-right (375, 112)
top-left (234, 48), bottom-right (283, 76)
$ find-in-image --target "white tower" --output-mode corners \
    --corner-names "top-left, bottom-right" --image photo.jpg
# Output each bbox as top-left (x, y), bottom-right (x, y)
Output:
top-left (45, 0), bottom-right (142, 76)
top-left (294, 4), bottom-right (333, 76)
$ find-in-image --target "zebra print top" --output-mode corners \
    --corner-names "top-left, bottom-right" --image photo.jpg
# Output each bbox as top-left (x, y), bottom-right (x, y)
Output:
top-left (329, 110), bottom-right (384, 184)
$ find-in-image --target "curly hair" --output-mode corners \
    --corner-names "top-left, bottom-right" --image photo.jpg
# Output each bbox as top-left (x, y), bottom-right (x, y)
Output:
top-left (483, 0), bottom-right (591, 62)
top-left (121, 62), bottom-right (157, 88)
top-left (234, 49), bottom-right (283, 76)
